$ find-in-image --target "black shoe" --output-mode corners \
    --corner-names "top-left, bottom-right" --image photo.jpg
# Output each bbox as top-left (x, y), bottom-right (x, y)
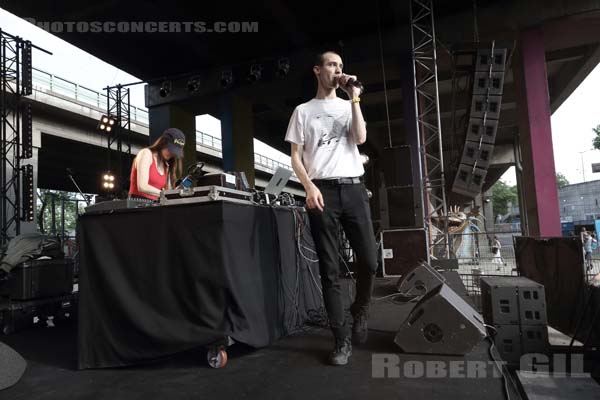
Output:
top-left (352, 312), bottom-right (369, 345)
top-left (329, 336), bottom-right (352, 366)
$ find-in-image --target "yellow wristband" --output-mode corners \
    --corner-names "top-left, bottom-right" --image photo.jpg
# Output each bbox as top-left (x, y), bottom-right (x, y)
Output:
top-left (351, 97), bottom-right (361, 103)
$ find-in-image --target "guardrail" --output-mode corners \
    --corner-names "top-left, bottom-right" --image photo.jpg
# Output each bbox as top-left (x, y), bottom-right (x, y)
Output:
top-left (32, 68), bottom-right (149, 124)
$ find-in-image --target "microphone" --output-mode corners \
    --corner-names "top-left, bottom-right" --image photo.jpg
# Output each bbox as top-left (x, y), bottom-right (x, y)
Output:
top-left (66, 168), bottom-right (74, 176)
top-left (339, 75), bottom-right (364, 94)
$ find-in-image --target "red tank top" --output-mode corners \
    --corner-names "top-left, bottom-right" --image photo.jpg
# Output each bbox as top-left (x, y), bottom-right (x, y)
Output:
top-left (129, 152), bottom-right (168, 200)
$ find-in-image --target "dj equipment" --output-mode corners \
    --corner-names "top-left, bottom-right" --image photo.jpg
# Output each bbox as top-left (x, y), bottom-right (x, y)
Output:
top-left (196, 172), bottom-right (237, 189)
top-left (0, 342), bottom-right (26, 390)
top-left (84, 198), bottom-right (156, 214)
top-left (0, 258), bottom-right (74, 300)
top-left (394, 283), bottom-right (486, 355)
top-left (160, 185), bottom-right (254, 206)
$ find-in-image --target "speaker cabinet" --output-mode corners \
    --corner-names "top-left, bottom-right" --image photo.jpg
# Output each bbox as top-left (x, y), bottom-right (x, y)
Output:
top-left (452, 164), bottom-right (487, 197)
top-left (395, 284), bottom-right (486, 355)
top-left (381, 229), bottom-right (427, 277)
top-left (382, 146), bottom-right (412, 187)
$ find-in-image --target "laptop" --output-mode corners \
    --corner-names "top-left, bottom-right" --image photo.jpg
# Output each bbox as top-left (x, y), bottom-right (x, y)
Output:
top-left (264, 167), bottom-right (293, 196)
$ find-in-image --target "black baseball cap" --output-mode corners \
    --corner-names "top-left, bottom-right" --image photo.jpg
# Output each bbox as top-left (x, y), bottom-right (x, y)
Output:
top-left (163, 128), bottom-right (185, 158)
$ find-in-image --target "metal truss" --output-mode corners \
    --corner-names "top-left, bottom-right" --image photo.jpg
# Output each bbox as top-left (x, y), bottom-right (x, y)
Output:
top-left (106, 85), bottom-right (132, 192)
top-left (0, 30), bottom-right (31, 246)
top-left (409, 0), bottom-right (450, 259)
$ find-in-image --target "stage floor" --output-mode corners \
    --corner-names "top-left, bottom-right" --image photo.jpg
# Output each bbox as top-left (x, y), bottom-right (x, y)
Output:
top-left (2, 279), bottom-right (516, 400)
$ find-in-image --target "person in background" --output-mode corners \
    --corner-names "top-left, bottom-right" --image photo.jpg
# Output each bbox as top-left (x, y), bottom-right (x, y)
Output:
top-left (492, 236), bottom-right (504, 268)
top-left (129, 128), bottom-right (185, 201)
top-left (583, 231), bottom-right (596, 272)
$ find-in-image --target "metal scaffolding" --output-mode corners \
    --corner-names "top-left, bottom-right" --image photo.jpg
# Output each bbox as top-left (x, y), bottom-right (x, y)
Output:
top-left (409, 0), bottom-right (450, 259)
top-left (105, 85), bottom-right (132, 193)
top-left (0, 30), bottom-right (32, 246)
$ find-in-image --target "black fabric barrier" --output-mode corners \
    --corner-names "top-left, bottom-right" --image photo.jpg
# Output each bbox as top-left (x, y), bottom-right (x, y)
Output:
top-left (514, 236), bottom-right (586, 335)
top-left (77, 202), bottom-right (322, 369)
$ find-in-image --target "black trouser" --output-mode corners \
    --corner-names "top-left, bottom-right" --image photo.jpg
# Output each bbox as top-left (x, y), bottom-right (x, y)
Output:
top-left (308, 181), bottom-right (378, 339)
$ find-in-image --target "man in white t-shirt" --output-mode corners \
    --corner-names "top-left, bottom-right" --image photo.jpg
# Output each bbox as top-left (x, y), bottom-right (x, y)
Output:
top-left (285, 51), bottom-right (377, 366)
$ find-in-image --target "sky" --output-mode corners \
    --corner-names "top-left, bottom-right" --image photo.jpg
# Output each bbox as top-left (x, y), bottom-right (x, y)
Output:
top-left (0, 8), bottom-right (597, 183)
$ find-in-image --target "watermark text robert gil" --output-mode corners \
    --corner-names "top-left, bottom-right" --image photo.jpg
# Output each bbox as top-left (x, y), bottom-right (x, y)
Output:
top-left (24, 18), bottom-right (258, 34)
top-left (372, 353), bottom-right (585, 379)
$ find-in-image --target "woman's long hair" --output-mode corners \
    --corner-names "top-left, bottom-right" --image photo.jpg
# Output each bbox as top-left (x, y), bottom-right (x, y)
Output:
top-left (147, 134), bottom-right (182, 188)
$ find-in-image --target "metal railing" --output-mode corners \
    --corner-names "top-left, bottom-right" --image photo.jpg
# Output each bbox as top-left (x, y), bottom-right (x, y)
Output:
top-left (32, 68), bottom-right (149, 124)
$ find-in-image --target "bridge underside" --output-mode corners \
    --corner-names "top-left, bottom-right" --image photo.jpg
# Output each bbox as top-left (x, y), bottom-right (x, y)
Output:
top-left (4, 0), bottom-right (600, 235)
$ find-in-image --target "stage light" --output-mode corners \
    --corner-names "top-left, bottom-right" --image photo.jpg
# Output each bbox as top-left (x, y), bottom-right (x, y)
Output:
top-left (101, 172), bottom-right (116, 191)
top-left (187, 76), bottom-right (201, 92)
top-left (276, 58), bottom-right (290, 78)
top-left (159, 80), bottom-right (171, 97)
top-left (220, 70), bottom-right (233, 89)
top-left (247, 64), bottom-right (263, 83)
top-left (97, 115), bottom-right (117, 133)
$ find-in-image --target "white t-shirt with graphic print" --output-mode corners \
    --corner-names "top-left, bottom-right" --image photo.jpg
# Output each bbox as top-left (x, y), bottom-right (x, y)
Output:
top-left (284, 97), bottom-right (364, 180)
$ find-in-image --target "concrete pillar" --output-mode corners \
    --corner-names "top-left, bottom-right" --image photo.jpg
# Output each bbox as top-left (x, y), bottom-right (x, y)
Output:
top-left (218, 94), bottom-right (255, 186)
top-left (148, 103), bottom-right (197, 175)
top-left (513, 27), bottom-right (561, 237)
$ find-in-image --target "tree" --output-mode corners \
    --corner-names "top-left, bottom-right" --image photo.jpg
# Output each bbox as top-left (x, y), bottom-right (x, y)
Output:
top-left (556, 172), bottom-right (569, 189)
top-left (490, 180), bottom-right (518, 220)
top-left (36, 189), bottom-right (86, 236)
top-left (592, 125), bottom-right (600, 150)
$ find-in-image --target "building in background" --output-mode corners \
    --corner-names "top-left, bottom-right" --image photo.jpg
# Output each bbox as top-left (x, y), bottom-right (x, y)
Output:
top-left (558, 179), bottom-right (600, 236)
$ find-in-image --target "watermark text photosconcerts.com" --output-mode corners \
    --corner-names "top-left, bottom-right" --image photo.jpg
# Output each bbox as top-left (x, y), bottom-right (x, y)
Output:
top-left (24, 19), bottom-right (259, 34)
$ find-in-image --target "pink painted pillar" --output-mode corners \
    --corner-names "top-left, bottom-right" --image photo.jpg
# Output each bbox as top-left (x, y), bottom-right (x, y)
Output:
top-left (514, 27), bottom-right (561, 237)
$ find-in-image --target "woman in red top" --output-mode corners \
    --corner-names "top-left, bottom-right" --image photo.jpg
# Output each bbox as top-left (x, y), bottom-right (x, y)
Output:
top-left (129, 128), bottom-right (185, 201)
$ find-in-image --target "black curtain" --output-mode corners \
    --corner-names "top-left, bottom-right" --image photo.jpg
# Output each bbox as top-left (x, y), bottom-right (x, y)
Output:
top-left (77, 203), bottom-right (322, 369)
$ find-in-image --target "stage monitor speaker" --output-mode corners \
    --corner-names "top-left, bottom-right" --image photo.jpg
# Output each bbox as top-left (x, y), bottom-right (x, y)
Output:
top-left (381, 229), bottom-right (427, 277)
top-left (460, 141), bottom-right (494, 169)
top-left (394, 284), bottom-right (487, 355)
top-left (452, 164), bottom-right (487, 198)
top-left (0, 342), bottom-right (27, 390)
top-left (466, 117), bottom-right (498, 144)
top-left (396, 262), bottom-right (444, 296)
top-left (382, 146), bottom-right (412, 187)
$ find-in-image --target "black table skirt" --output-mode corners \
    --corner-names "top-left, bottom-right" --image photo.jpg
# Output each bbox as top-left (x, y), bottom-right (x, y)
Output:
top-left (77, 202), bottom-right (322, 369)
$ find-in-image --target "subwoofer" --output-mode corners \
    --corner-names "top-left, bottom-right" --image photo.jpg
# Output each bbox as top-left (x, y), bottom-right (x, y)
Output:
top-left (394, 284), bottom-right (487, 355)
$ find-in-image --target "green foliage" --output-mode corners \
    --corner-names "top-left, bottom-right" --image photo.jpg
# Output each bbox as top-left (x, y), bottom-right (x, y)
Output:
top-left (36, 189), bottom-right (86, 236)
top-left (491, 180), bottom-right (518, 219)
top-left (593, 125), bottom-right (600, 150)
top-left (556, 172), bottom-right (569, 189)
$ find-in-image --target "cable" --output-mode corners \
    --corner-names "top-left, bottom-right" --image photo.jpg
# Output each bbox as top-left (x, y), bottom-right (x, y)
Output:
top-left (485, 328), bottom-right (512, 400)
top-left (375, 0), bottom-right (392, 148)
